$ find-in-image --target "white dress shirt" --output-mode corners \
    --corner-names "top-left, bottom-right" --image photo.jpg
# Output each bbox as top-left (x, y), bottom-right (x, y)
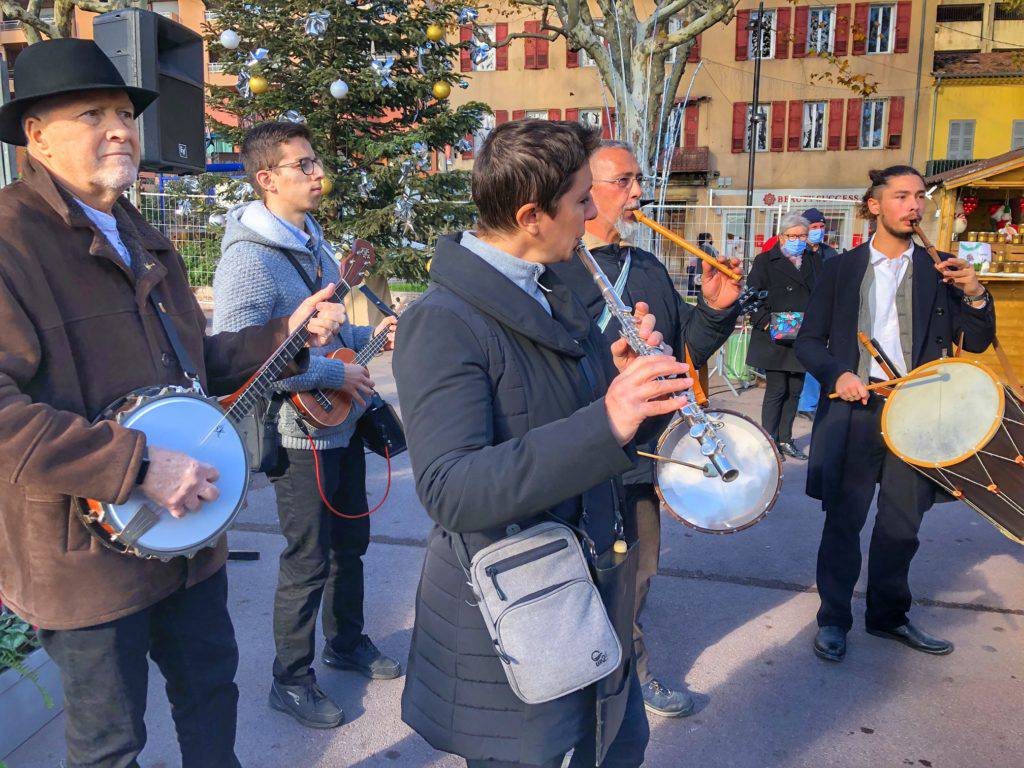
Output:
top-left (868, 236), bottom-right (913, 380)
top-left (75, 198), bottom-right (131, 268)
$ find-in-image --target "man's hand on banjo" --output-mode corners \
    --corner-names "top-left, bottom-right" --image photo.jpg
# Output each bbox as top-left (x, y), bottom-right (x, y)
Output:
top-left (140, 447), bottom-right (221, 519)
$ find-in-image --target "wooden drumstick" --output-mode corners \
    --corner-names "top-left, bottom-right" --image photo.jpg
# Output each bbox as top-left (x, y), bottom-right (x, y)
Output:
top-left (827, 371), bottom-right (937, 399)
top-left (631, 209), bottom-right (742, 282)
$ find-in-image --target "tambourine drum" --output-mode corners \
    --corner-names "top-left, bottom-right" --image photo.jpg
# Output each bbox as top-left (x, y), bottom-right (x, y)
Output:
top-left (881, 358), bottom-right (1024, 545)
top-left (76, 386), bottom-right (250, 559)
top-left (654, 410), bottom-right (783, 534)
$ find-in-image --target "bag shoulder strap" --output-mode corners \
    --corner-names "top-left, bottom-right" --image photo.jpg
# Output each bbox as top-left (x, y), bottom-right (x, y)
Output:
top-left (597, 252), bottom-right (631, 332)
top-left (280, 248), bottom-right (322, 294)
top-left (149, 286), bottom-right (202, 393)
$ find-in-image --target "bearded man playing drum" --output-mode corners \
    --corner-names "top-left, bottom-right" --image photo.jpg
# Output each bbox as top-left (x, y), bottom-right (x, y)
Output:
top-left (795, 165), bottom-right (995, 663)
top-left (0, 40), bottom-right (345, 767)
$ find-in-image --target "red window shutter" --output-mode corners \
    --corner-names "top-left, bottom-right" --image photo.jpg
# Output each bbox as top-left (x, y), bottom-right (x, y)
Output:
top-left (462, 132), bottom-right (474, 159)
top-left (834, 4), bottom-right (851, 56)
top-left (827, 99), bottom-right (845, 150)
top-left (495, 23), bottom-right (509, 70)
top-left (845, 98), bottom-right (862, 149)
top-left (788, 100), bottom-right (803, 151)
top-left (886, 96), bottom-right (905, 148)
top-left (687, 34), bottom-right (702, 63)
top-left (565, 108), bottom-right (579, 122)
top-left (601, 116), bottom-right (612, 139)
top-left (495, 109), bottom-right (509, 124)
top-left (894, 1), bottom-right (912, 53)
top-left (735, 10), bottom-right (751, 61)
top-left (852, 4), bottom-right (869, 56)
top-left (524, 21), bottom-right (538, 70)
top-left (775, 8), bottom-right (791, 59)
top-left (460, 26), bottom-right (472, 72)
top-left (793, 6), bottom-right (809, 59)
top-left (537, 28), bottom-right (549, 68)
top-left (770, 101), bottom-right (786, 151)
top-left (512, 109), bottom-right (526, 121)
top-left (684, 103), bottom-right (699, 148)
top-left (732, 102), bottom-right (747, 153)
top-left (566, 47), bottom-right (579, 68)
top-left (548, 108), bottom-right (561, 120)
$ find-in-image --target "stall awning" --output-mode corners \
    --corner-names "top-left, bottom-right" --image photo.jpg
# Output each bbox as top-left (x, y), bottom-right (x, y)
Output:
top-left (926, 147), bottom-right (1024, 189)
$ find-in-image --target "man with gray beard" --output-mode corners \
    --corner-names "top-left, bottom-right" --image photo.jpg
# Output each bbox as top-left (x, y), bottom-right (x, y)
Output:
top-left (550, 140), bottom-right (742, 718)
top-left (0, 40), bottom-right (345, 767)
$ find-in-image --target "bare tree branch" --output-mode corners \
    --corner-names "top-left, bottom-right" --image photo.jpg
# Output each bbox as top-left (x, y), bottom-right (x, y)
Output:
top-left (0, 0), bottom-right (58, 38)
top-left (657, 1), bottom-right (736, 52)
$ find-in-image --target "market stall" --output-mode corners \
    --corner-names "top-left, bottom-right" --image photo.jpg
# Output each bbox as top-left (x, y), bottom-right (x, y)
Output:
top-left (926, 148), bottom-right (1024, 378)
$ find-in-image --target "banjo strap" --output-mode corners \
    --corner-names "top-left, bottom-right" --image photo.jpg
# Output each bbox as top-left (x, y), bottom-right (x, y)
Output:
top-left (149, 286), bottom-right (203, 394)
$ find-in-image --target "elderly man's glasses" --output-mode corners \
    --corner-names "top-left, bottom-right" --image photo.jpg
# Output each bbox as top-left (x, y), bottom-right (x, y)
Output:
top-left (269, 157), bottom-right (323, 175)
top-left (593, 174), bottom-right (653, 189)
top-left (781, 233), bottom-right (809, 242)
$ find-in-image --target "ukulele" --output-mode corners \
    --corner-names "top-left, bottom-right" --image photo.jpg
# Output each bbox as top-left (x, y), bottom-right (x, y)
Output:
top-left (290, 284), bottom-right (400, 429)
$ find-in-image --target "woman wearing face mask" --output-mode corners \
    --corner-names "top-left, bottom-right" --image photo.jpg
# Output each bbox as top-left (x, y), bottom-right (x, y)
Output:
top-left (745, 213), bottom-right (823, 460)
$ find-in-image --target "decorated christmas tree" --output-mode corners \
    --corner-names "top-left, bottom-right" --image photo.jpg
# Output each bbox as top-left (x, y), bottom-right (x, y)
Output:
top-left (202, 0), bottom-right (488, 280)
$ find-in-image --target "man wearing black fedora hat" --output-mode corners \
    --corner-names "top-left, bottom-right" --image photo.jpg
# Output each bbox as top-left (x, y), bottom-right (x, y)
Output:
top-left (0, 38), bottom-right (347, 767)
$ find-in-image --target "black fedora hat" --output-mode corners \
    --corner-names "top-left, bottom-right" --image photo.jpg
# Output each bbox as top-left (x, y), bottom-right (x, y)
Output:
top-left (0, 38), bottom-right (159, 146)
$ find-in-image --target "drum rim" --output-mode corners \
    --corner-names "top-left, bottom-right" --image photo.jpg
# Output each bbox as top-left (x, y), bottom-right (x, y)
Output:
top-left (880, 358), bottom-right (1005, 469)
top-left (653, 409), bottom-right (783, 535)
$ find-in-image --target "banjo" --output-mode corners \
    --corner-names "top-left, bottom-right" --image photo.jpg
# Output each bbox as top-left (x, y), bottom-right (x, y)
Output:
top-left (76, 244), bottom-right (372, 560)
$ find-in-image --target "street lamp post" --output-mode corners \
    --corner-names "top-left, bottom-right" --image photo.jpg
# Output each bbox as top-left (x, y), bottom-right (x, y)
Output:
top-left (744, 0), bottom-right (766, 263)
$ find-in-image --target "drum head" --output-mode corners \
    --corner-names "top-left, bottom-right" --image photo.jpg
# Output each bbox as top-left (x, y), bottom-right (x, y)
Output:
top-left (881, 359), bottom-right (1004, 468)
top-left (110, 395), bottom-right (248, 556)
top-left (655, 410), bottom-right (782, 534)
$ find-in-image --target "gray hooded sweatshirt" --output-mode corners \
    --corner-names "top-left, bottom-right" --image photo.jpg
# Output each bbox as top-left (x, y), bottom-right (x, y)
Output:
top-left (213, 201), bottom-right (374, 450)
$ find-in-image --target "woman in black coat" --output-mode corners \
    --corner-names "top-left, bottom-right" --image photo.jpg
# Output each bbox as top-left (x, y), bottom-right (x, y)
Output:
top-left (746, 213), bottom-right (824, 460)
top-left (393, 120), bottom-right (689, 768)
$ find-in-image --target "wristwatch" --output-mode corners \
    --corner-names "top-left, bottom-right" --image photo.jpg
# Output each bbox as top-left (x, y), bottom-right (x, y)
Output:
top-left (135, 446), bottom-right (151, 486)
top-left (963, 288), bottom-right (989, 308)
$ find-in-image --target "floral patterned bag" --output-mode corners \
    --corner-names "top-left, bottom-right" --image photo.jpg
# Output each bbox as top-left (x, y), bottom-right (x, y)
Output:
top-left (769, 311), bottom-right (804, 344)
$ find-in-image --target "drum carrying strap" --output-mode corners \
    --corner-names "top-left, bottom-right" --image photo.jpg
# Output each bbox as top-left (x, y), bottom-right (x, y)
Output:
top-left (149, 287), bottom-right (204, 394)
top-left (597, 252), bottom-right (632, 332)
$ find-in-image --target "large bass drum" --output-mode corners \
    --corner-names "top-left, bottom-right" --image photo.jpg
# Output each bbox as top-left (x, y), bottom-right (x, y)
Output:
top-left (76, 386), bottom-right (250, 560)
top-left (881, 358), bottom-right (1024, 545)
top-left (654, 409), bottom-right (783, 534)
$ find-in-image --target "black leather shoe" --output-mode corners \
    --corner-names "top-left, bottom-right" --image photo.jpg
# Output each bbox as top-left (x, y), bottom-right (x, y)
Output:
top-left (268, 680), bottom-right (344, 729)
top-left (778, 442), bottom-right (808, 460)
top-left (814, 626), bottom-right (847, 662)
top-left (324, 635), bottom-right (402, 680)
top-left (866, 623), bottom-right (954, 655)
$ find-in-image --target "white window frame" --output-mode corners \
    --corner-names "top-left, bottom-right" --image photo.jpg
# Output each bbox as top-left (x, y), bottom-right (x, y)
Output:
top-left (474, 112), bottom-right (496, 155)
top-left (807, 7), bottom-right (835, 54)
top-left (1012, 120), bottom-right (1024, 151)
top-left (802, 101), bottom-right (827, 150)
top-left (749, 9), bottom-right (776, 60)
top-left (745, 104), bottom-right (769, 152)
top-left (472, 24), bottom-right (497, 72)
top-left (578, 109), bottom-right (602, 130)
top-left (866, 5), bottom-right (895, 54)
top-left (860, 99), bottom-right (886, 149)
top-left (947, 119), bottom-right (976, 160)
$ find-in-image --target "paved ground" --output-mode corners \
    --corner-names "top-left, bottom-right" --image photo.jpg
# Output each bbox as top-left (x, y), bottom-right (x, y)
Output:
top-left (9, 355), bottom-right (1024, 768)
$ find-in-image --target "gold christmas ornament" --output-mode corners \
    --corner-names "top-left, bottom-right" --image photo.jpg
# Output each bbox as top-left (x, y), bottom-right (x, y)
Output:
top-left (432, 80), bottom-right (451, 100)
top-left (319, 177), bottom-right (334, 196)
top-left (426, 23), bottom-right (445, 42)
top-left (248, 75), bottom-right (270, 95)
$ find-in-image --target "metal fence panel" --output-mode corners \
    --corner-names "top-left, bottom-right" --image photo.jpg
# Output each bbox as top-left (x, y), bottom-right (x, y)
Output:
top-left (136, 191), bottom-right (221, 287)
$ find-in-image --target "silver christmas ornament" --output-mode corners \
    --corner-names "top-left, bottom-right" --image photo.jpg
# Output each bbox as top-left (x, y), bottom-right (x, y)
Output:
top-left (329, 79), bottom-right (349, 99)
top-left (298, 10), bottom-right (330, 37)
top-left (219, 30), bottom-right (240, 50)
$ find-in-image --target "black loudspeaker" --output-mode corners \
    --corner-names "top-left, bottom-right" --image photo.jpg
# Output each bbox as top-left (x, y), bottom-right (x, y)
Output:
top-left (93, 9), bottom-right (205, 175)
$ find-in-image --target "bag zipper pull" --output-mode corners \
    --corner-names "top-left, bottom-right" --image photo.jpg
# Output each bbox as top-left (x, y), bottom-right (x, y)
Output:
top-left (485, 566), bottom-right (507, 601)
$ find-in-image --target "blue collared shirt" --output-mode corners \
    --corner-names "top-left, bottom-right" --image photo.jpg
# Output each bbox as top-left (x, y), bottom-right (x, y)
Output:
top-left (462, 231), bottom-right (551, 315)
top-left (75, 199), bottom-right (131, 268)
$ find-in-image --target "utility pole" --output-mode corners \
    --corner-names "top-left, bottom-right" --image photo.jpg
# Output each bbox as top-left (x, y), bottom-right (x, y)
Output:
top-left (744, 0), bottom-right (766, 263)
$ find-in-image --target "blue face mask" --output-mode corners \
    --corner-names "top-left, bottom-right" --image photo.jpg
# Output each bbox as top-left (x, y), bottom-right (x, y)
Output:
top-left (782, 238), bottom-right (808, 257)
top-left (808, 228), bottom-right (825, 245)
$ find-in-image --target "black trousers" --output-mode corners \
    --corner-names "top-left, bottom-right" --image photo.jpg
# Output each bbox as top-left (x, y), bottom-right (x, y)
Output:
top-left (762, 369), bottom-right (805, 443)
top-left (268, 437), bottom-right (370, 684)
top-left (464, 669), bottom-right (649, 768)
top-left (38, 568), bottom-right (240, 768)
top-left (816, 395), bottom-right (928, 631)
top-left (622, 483), bottom-right (660, 685)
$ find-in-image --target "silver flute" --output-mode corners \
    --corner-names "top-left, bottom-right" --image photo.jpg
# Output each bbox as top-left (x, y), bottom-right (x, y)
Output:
top-left (573, 241), bottom-right (738, 482)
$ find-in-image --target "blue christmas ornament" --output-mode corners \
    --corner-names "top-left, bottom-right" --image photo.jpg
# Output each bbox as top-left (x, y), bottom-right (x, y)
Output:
top-left (458, 79), bottom-right (470, 89)
top-left (371, 56), bottom-right (397, 88)
top-left (457, 7), bottom-right (478, 24)
top-left (470, 43), bottom-right (491, 65)
top-left (298, 10), bottom-right (330, 37)
top-left (246, 48), bottom-right (269, 67)
top-left (279, 110), bottom-right (307, 124)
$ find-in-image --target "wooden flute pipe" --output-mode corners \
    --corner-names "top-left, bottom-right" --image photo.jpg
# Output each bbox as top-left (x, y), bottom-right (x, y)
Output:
top-left (631, 209), bottom-right (743, 282)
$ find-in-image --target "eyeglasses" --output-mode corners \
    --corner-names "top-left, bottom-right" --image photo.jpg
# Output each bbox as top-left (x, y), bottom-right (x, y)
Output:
top-left (593, 174), bottom-right (653, 190)
top-left (781, 233), bottom-right (809, 242)
top-left (268, 157), bottom-right (323, 176)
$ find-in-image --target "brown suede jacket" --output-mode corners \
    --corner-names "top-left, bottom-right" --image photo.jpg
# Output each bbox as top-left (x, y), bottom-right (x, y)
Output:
top-left (0, 157), bottom-right (304, 629)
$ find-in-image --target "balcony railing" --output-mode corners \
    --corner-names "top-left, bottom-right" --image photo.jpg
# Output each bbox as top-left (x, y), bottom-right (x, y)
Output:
top-left (1, 20), bottom-right (21, 30)
top-left (925, 158), bottom-right (978, 176)
top-left (669, 146), bottom-right (710, 174)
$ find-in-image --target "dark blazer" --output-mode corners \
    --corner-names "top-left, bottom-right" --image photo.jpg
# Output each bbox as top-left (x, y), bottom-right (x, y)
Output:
top-left (550, 241), bottom-right (739, 485)
top-left (393, 234), bottom-right (636, 764)
top-left (745, 244), bottom-right (824, 372)
top-left (794, 242), bottom-right (996, 509)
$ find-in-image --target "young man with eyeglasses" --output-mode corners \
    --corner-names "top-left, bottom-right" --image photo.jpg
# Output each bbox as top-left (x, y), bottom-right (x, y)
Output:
top-left (549, 140), bottom-right (741, 718)
top-left (213, 121), bottom-right (401, 730)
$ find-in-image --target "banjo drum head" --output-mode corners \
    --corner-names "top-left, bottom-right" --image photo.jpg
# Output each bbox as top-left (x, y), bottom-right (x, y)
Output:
top-left (655, 410), bottom-right (782, 534)
top-left (107, 394), bottom-right (249, 556)
top-left (881, 359), bottom-right (1004, 468)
